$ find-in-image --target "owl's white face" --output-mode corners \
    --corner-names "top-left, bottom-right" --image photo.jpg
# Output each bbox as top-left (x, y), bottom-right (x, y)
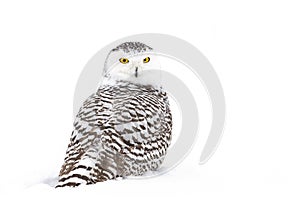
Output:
top-left (104, 51), bottom-right (161, 86)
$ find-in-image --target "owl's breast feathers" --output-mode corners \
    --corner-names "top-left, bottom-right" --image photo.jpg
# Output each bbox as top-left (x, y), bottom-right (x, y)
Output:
top-left (56, 81), bottom-right (172, 187)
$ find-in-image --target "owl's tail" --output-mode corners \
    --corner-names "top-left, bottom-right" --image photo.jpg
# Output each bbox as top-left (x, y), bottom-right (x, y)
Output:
top-left (55, 155), bottom-right (116, 188)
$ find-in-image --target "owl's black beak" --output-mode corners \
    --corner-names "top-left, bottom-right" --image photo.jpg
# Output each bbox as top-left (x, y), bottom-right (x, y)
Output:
top-left (135, 67), bottom-right (138, 77)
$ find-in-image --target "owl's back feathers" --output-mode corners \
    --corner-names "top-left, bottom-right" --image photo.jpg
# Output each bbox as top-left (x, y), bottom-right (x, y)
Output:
top-left (56, 81), bottom-right (172, 187)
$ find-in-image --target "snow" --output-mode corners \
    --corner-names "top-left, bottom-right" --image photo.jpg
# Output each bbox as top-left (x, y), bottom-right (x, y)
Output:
top-left (1, 137), bottom-right (212, 210)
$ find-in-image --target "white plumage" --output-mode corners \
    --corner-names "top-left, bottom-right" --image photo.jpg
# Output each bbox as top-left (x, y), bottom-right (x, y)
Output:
top-left (56, 42), bottom-right (172, 188)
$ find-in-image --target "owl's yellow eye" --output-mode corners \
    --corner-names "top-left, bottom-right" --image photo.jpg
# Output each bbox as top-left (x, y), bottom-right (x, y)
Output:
top-left (143, 57), bottom-right (150, 63)
top-left (119, 58), bottom-right (129, 64)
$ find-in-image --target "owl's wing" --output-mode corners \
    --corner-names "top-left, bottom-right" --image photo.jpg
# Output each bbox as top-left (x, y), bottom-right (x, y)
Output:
top-left (104, 89), bottom-right (172, 175)
top-left (56, 91), bottom-right (111, 187)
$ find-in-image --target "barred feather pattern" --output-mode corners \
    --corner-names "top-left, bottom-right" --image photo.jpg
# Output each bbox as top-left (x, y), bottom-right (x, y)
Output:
top-left (56, 81), bottom-right (172, 187)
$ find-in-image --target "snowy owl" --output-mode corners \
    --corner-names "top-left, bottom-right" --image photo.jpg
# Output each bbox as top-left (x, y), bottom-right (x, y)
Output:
top-left (56, 42), bottom-right (172, 188)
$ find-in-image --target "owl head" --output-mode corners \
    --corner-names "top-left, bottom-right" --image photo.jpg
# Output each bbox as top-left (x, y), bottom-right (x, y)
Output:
top-left (103, 42), bottom-right (161, 85)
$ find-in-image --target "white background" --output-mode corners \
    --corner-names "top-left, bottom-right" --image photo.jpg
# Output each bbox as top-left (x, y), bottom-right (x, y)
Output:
top-left (1, 0), bottom-right (300, 209)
